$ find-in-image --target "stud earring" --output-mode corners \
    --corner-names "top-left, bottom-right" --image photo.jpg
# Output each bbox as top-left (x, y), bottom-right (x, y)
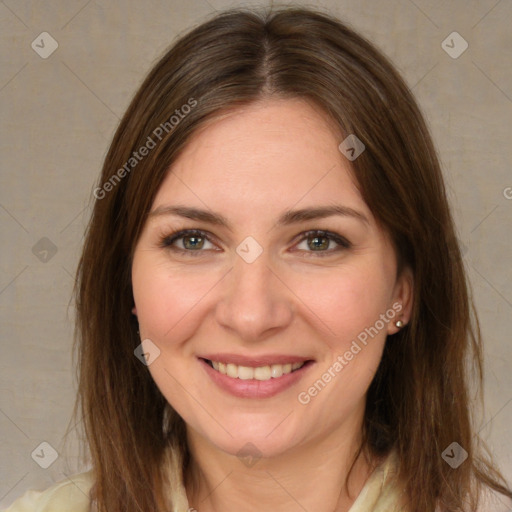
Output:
top-left (395, 320), bottom-right (404, 328)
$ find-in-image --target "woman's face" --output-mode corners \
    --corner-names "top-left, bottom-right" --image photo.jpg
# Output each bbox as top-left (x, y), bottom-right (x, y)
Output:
top-left (131, 98), bottom-right (411, 458)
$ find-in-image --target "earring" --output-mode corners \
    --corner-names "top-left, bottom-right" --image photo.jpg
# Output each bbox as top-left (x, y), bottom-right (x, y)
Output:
top-left (395, 320), bottom-right (404, 328)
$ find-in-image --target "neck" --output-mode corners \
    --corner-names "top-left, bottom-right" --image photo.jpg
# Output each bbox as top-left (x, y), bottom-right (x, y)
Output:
top-left (184, 414), bottom-right (377, 512)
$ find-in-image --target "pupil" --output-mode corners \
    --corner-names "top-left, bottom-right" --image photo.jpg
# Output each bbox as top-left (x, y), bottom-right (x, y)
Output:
top-left (309, 236), bottom-right (328, 250)
top-left (184, 236), bottom-right (203, 250)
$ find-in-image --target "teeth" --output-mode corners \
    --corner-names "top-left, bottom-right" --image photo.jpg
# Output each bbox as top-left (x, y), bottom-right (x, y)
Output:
top-left (254, 366), bottom-right (271, 380)
top-left (209, 360), bottom-right (305, 380)
top-left (226, 363), bottom-right (238, 378)
top-left (238, 366), bottom-right (254, 380)
top-left (270, 364), bottom-right (283, 378)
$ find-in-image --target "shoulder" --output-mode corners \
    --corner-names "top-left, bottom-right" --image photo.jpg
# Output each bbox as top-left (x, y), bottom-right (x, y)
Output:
top-left (473, 485), bottom-right (512, 512)
top-left (2, 470), bottom-right (94, 512)
top-left (366, 452), bottom-right (512, 512)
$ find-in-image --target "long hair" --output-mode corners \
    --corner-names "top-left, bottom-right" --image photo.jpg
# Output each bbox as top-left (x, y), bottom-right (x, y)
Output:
top-left (71, 7), bottom-right (512, 512)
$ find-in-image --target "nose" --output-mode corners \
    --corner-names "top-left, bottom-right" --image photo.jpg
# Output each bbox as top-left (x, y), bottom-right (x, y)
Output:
top-left (214, 250), bottom-right (294, 343)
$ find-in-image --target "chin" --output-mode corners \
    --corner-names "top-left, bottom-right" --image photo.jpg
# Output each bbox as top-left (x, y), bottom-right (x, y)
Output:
top-left (197, 413), bottom-right (307, 461)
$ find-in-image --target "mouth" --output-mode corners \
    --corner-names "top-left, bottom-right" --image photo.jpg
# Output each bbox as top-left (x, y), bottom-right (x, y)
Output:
top-left (198, 355), bottom-right (315, 399)
top-left (201, 358), bottom-right (313, 381)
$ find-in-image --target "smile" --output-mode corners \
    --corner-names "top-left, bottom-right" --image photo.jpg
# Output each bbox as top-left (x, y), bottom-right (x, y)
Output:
top-left (207, 360), bottom-right (305, 381)
top-left (198, 356), bottom-right (315, 399)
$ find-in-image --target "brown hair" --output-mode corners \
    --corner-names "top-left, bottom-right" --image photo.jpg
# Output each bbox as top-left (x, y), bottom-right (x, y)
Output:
top-left (71, 6), bottom-right (512, 512)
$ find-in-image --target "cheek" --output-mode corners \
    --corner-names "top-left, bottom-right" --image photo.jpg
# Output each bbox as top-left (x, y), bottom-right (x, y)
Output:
top-left (131, 257), bottom-right (214, 415)
top-left (291, 261), bottom-right (394, 344)
top-left (131, 254), bottom-right (223, 343)
top-left (294, 265), bottom-right (393, 421)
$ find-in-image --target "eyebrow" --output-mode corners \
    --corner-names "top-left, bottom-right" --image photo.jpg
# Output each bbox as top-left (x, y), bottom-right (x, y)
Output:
top-left (148, 204), bottom-right (369, 229)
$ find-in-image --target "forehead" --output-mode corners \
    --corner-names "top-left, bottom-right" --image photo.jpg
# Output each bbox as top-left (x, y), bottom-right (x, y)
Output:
top-left (152, 98), bottom-right (371, 223)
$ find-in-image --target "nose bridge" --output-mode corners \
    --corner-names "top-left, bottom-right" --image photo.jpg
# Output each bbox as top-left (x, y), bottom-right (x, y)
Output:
top-left (214, 247), bottom-right (293, 341)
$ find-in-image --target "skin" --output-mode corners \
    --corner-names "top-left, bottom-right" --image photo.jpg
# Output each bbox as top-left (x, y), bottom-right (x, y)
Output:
top-left (131, 98), bottom-right (413, 511)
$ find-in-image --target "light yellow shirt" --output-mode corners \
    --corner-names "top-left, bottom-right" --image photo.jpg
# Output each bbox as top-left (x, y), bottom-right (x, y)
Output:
top-left (3, 446), bottom-right (510, 512)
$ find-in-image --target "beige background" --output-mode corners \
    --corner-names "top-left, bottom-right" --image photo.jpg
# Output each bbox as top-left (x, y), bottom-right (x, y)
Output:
top-left (1, 0), bottom-right (511, 507)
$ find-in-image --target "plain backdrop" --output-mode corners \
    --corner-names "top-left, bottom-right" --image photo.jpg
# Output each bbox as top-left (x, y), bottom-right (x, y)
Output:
top-left (1, 0), bottom-right (511, 507)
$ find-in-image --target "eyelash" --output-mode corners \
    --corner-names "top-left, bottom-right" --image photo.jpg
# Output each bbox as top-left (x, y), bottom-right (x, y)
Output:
top-left (158, 229), bottom-right (351, 258)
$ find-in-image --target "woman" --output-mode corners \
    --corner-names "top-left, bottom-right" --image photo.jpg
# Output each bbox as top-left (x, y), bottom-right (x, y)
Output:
top-left (5, 6), bottom-right (511, 512)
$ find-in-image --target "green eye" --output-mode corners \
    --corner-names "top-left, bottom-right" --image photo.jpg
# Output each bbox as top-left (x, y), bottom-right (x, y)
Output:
top-left (160, 229), bottom-right (216, 255)
top-left (160, 228), bottom-right (351, 258)
top-left (295, 230), bottom-right (351, 255)
top-left (307, 235), bottom-right (330, 251)
top-left (182, 234), bottom-right (205, 250)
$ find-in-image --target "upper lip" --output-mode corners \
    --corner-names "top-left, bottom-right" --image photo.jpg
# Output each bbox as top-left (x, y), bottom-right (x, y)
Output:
top-left (199, 353), bottom-right (314, 367)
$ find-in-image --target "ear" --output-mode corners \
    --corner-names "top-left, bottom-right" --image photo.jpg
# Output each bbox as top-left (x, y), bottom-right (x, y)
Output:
top-left (132, 306), bottom-right (138, 316)
top-left (387, 266), bottom-right (413, 335)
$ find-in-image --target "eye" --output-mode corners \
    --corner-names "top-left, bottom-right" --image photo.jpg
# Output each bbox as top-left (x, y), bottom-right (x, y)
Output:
top-left (158, 228), bottom-right (351, 258)
top-left (160, 229), bottom-right (217, 255)
top-left (293, 230), bottom-right (351, 256)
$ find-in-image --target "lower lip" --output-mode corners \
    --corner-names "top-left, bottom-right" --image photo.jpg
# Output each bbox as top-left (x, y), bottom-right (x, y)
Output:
top-left (199, 358), bottom-right (315, 399)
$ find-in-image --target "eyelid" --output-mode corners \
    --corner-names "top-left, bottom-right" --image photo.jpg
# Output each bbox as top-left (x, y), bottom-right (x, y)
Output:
top-left (158, 228), bottom-right (351, 256)
top-left (159, 229), bottom-right (219, 252)
top-left (289, 229), bottom-right (352, 256)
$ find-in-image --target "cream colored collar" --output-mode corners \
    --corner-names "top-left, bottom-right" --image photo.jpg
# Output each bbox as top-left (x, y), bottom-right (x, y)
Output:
top-left (162, 444), bottom-right (402, 512)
